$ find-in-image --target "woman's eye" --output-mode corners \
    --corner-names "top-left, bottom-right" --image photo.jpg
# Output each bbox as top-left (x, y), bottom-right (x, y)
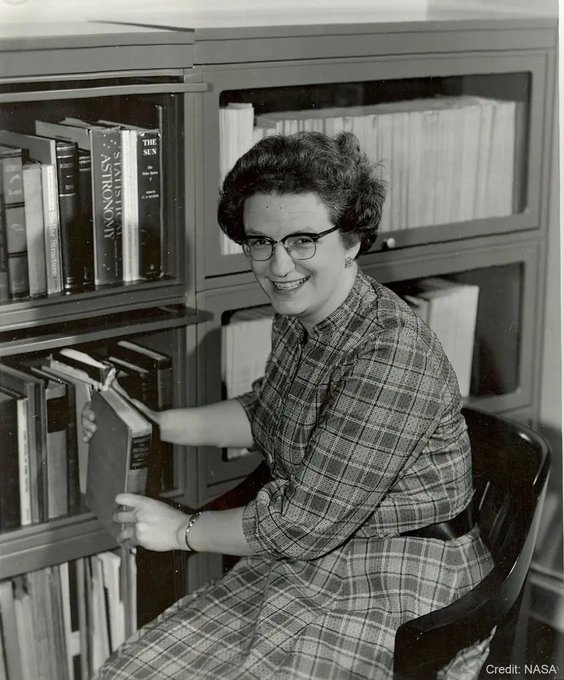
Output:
top-left (250, 239), bottom-right (270, 248)
top-left (291, 236), bottom-right (314, 246)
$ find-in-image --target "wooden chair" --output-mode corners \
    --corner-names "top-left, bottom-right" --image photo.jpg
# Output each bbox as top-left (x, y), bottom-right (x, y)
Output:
top-left (393, 407), bottom-right (552, 679)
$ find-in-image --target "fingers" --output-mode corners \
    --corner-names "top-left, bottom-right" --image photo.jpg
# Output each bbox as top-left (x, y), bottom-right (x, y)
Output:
top-left (113, 509), bottom-right (136, 524)
top-left (115, 493), bottom-right (145, 507)
top-left (117, 524), bottom-right (137, 547)
top-left (81, 402), bottom-right (97, 442)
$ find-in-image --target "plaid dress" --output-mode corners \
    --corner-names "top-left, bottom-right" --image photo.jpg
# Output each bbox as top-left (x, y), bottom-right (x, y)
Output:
top-left (96, 269), bottom-right (493, 680)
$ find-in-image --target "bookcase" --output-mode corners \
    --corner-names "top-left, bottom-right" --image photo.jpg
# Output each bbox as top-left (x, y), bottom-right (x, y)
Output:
top-left (0, 9), bottom-right (558, 675)
top-left (181, 12), bottom-right (557, 585)
top-left (0, 22), bottom-right (205, 676)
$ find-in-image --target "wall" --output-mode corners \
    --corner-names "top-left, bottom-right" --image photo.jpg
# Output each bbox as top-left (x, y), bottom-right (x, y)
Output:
top-left (0, 0), bottom-right (432, 24)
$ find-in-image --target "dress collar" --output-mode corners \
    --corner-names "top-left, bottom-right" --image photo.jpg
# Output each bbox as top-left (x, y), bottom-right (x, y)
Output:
top-left (285, 268), bottom-right (372, 344)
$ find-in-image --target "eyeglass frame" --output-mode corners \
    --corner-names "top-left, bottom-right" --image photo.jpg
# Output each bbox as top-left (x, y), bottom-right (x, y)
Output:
top-left (239, 224), bottom-right (341, 261)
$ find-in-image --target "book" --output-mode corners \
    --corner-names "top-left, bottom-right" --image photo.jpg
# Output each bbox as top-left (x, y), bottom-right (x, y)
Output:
top-left (0, 130), bottom-right (64, 294)
top-left (0, 385), bottom-right (32, 527)
top-left (30, 366), bottom-right (81, 514)
top-left (76, 558), bottom-right (90, 679)
top-left (0, 389), bottom-right (22, 529)
top-left (35, 119), bottom-right (123, 286)
top-left (77, 149), bottom-right (95, 288)
top-left (96, 551), bottom-right (126, 652)
top-left (86, 386), bottom-right (152, 540)
top-left (27, 567), bottom-right (58, 680)
top-left (0, 579), bottom-right (23, 680)
top-left (98, 119), bottom-right (162, 281)
top-left (52, 138), bottom-right (83, 292)
top-left (59, 561), bottom-right (78, 680)
top-left (0, 362), bottom-right (48, 523)
top-left (13, 576), bottom-right (39, 680)
top-left (89, 555), bottom-right (111, 673)
top-left (29, 370), bottom-right (70, 519)
top-left (0, 144), bottom-right (29, 299)
top-left (222, 307), bottom-right (273, 461)
top-left (48, 564), bottom-right (71, 680)
top-left (110, 340), bottom-right (172, 411)
top-left (407, 278), bottom-right (480, 398)
top-left (22, 161), bottom-right (48, 297)
top-left (107, 340), bottom-right (173, 493)
top-left (41, 360), bottom-right (93, 495)
top-left (0, 206), bottom-right (9, 302)
top-left (50, 347), bottom-right (116, 391)
top-left (40, 161), bottom-right (63, 294)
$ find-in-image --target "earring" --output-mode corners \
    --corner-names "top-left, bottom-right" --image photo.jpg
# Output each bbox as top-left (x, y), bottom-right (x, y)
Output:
top-left (344, 256), bottom-right (353, 269)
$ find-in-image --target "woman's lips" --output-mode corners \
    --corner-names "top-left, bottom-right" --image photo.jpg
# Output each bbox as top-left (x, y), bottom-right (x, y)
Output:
top-left (271, 277), bottom-right (309, 291)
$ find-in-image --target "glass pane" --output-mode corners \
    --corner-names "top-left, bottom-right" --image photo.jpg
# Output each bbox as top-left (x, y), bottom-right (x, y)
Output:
top-left (218, 72), bottom-right (530, 253)
top-left (0, 93), bottom-right (182, 303)
top-left (387, 262), bottom-right (522, 399)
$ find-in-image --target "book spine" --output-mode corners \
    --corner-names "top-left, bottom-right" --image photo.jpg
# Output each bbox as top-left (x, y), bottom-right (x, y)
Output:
top-left (23, 163), bottom-right (47, 297)
top-left (64, 381), bottom-right (81, 513)
top-left (55, 141), bottom-right (82, 292)
top-left (127, 432), bottom-right (151, 494)
top-left (16, 396), bottom-right (32, 526)
top-left (136, 131), bottom-right (162, 279)
top-left (0, 394), bottom-right (21, 530)
top-left (40, 163), bottom-right (63, 295)
top-left (0, 208), bottom-right (9, 302)
top-left (0, 580), bottom-right (24, 680)
top-left (46, 383), bottom-right (69, 520)
top-left (4, 204), bottom-right (29, 298)
top-left (78, 150), bottom-right (95, 288)
top-left (1, 150), bottom-right (29, 299)
top-left (90, 128), bottom-right (122, 285)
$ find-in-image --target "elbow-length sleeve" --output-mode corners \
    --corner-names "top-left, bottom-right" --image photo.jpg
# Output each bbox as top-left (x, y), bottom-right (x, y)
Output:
top-left (242, 319), bottom-right (463, 561)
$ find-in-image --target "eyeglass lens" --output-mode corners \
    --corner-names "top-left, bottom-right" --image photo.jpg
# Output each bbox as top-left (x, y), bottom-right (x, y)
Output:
top-left (243, 235), bottom-right (317, 261)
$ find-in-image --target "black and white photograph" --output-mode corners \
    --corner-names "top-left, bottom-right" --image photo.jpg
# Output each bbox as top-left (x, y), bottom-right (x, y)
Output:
top-left (0, 0), bottom-right (561, 678)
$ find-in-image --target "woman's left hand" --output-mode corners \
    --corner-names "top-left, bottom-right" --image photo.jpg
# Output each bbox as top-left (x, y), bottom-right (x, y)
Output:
top-left (114, 494), bottom-right (190, 552)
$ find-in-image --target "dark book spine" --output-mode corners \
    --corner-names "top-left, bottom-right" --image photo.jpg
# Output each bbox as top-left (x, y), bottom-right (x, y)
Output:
top-left (77, 150), bottom-right (95, 289)
top-left (137, 131), bottom-right (162, 279)
top-left (4, 205), bottom-right (30, 299)
top-left (0, 208), bottom-right (8, 302)
top-left (91, 129), bottom-right (122, 285)
top-left (0, 394), bottom-right (21, 530)
top-left (64, 381), bottom-right (80, 513)
top-left (55, 141), bottom-right (82, 292)
top-left (0, 149), bottom-right (29, 299)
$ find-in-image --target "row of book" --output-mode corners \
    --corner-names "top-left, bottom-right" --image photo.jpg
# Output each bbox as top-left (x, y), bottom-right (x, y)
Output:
top-left (218, 95), bottom-right (520, 254)
top-left (0, 549), bottom-right (137, 680)
top-left (222, 306), bottom-right (274, 460)
top-left (0, 339), bottom-right (173, 533)
top-left (0, 108), bottom-right (163, 302)
top-left (403, 278), bottom-right (480, 399)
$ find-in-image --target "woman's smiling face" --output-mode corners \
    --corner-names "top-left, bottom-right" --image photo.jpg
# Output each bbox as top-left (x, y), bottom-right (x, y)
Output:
top-left (243, 192), bottom-right (360, 331)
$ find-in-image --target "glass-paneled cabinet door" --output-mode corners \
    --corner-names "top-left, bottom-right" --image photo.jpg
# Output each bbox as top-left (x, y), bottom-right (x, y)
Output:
top-left (0, 85), bottom-right (188, 331)
top-left (360, 239), bottom-right (542, 417)
top-left (201, 52), bottom-right (551, 278)
top-left (195, 283), bottom-right (271, 507)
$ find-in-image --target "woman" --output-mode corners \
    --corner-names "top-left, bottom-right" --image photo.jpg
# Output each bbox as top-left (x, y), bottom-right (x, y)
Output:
top-left (85, 132), bottom-right (493, 679)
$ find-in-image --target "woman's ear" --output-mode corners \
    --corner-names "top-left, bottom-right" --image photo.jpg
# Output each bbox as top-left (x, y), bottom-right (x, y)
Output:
top-left (347, 240), bottom-right (361, 261)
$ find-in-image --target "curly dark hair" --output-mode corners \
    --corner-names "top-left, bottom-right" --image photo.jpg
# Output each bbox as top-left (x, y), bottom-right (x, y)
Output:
top-left (217, 131), bottom-right (386, 254)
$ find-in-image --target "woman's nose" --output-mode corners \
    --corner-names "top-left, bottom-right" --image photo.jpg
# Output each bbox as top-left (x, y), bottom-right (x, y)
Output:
top-left (269, 243), bottom-right (295, 277)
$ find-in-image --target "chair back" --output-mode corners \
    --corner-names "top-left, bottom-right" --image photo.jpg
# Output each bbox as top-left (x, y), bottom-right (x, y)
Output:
top-left (393, 407), bottom-right (551, 679)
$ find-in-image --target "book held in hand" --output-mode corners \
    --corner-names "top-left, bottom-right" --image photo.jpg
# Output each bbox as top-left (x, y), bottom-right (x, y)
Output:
top-left (86, 386), bottom-right (152, 540)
